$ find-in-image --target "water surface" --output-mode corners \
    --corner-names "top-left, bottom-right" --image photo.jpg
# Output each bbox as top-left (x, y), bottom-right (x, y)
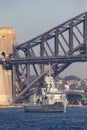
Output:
top-left (0, 107), bottom-right (87, 130)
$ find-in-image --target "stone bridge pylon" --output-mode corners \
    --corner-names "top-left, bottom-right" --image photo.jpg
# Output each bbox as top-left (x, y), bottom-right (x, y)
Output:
top-left (0, 27), bottom-right (17, 105)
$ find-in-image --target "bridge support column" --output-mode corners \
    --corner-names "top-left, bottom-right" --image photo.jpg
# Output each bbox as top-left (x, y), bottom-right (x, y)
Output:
top-left (69, 21), bottom-right (73, 54)
top-left (0, 27), bottom-right (17, 105)
top-left (83, 14), bottom-right (87, 53)
top-left (0, 65), bottom-right (12, 105)
top-left (54, 30), bottom-right (59, 56)
top-left (40, 39), bottom-right (44, 73)
top-left (12, 65), bottom-right (16, 100)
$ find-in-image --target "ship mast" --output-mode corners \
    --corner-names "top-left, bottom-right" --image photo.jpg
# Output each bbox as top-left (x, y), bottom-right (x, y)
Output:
top-left (48, 62), bottom-right (51, 77)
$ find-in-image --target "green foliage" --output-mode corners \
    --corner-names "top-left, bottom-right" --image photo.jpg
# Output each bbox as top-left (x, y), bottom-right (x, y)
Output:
top-left (64, 75), bottom-right (80, 80)
top-left (60, 84), bottom-right (66, 90)
top-left (82, 85), bottom-right (87, 93)
top-left (69, 84), bottom-right (77, 89)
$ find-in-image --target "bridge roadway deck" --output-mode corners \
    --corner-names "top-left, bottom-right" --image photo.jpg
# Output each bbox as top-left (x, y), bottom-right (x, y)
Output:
top-left (0, 54), bottom-right (87, 65)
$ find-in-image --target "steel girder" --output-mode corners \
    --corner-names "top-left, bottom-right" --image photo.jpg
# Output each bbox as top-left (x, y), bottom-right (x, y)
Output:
top-left (3, 12), bottom-right (87, 103)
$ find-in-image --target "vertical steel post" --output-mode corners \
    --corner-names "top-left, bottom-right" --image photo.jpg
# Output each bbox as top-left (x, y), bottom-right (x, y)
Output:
top-left (26, 45), bottom-right (30, 85)
top-left (83, 14), bottom-right (87, 53)
top-left (40, 38), bottom-right (44, 73)
top-left (54, 30), bottom-right (59, 56)
top-left (69, 21), bottom-right (73, 54)
top-left (12, 45), bottom-right (16, 99)
top-left (12, 64), bottom-right (16, 99)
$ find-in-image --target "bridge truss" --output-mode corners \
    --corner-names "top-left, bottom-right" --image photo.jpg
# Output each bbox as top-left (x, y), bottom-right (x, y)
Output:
top-left (1, 12), bottom-right (87, 103)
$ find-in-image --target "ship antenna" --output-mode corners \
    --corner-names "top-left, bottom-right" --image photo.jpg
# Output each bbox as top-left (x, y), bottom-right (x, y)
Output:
top-left (48, 62), bottom-right (51, 77)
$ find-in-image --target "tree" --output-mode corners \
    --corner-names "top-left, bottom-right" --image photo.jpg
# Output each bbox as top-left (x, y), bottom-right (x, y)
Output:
top-left (64, 75), bottom-right (80, 80)
top-left (83, 85), bottom-right (87, 94)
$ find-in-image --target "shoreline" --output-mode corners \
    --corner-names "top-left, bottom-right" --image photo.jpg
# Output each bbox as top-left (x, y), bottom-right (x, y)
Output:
top-left (67, 104), bottom-right (87, 108)
top-left (0, 105), bottom-right (23, 108)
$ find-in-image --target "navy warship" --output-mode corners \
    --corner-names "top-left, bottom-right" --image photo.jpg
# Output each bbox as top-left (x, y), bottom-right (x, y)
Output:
top-left (24, 74), bottom-right (67, 112)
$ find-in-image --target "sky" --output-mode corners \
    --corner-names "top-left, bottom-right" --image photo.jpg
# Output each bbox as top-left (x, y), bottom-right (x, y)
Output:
top-left (0, 0), bottom-right (87, 78)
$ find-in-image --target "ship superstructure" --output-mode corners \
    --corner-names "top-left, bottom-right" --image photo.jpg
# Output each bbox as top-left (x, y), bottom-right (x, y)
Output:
top-left (24, 74), bottom-right (67, 112)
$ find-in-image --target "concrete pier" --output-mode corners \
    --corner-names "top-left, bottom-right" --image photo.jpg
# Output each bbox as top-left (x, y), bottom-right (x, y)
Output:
top-left (0, 27), bottom-right (17, 105)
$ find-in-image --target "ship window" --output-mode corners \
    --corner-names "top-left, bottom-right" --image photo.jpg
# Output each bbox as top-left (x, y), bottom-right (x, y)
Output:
top-left (36, 99), bottom-right (40, 103)
top-left (44, 96), bottom-right (48, 100)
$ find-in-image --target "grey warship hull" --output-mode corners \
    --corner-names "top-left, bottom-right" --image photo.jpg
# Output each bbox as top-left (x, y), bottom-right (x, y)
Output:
top-left (24, 102), bottom-right (66, 112)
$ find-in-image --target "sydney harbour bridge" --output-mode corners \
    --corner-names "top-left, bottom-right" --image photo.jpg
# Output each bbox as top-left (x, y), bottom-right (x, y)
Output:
top-left (1, 12), bottom-right (87, 104)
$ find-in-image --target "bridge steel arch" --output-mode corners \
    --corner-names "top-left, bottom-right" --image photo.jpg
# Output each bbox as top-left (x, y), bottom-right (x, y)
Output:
top-left (5, 12), bottom-right (87, 103)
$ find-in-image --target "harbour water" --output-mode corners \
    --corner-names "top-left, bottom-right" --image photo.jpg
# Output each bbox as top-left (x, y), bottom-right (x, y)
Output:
top-left (0, 107), bottom-right (87, 130)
